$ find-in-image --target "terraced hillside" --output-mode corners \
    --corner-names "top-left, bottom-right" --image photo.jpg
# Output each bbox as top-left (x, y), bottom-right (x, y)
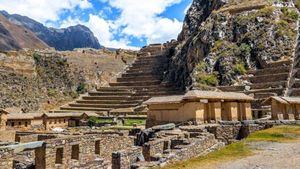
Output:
top-left (53, 44), bottom-right (183, 115)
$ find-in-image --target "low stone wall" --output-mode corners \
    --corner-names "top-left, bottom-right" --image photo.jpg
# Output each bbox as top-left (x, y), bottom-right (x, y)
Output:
top-left (34, 133), bottom-right (134, 169)
top-left (99, 134), bottom-right (134, 161)
top-left (142, 138), bottom-right (165, 161)
top-left (0, 148), bottom-right (14, 169)
top-left (16, 134), bottom-right (38, 143)
top-left (112, 146), bottom-right (143, 169)
top-left (0, 130), bottom-right (16, 142)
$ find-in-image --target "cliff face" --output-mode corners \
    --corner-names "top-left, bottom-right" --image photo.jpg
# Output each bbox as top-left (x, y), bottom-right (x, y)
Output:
top-left (165, 0), bottom-right (299, 89)
top-left (1, 11), bottom-right (101, 51)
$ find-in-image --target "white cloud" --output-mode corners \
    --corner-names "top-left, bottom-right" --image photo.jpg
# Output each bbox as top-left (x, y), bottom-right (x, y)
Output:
top-left (60, 15), bottom-right (139, 50)
top-left (108, 0), bottom-right (183, 44)
top-left (0, 0), bottom-right (92, 23)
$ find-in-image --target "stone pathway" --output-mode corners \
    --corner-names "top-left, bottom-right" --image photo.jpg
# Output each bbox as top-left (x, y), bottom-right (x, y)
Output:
top-left (212, 140), bottom-right (300, 169)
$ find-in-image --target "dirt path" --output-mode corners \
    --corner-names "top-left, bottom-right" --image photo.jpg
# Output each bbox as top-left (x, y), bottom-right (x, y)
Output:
top-left (212, 140), bottom-right (300, 169)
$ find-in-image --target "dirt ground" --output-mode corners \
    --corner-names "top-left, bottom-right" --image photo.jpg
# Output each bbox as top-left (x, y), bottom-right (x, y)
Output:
top-left (212, 140), bottom-right (300, 169)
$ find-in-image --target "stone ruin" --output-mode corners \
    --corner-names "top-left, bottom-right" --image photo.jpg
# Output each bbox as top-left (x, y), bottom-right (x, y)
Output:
top-left (1, 117), bottom-right (298, 169)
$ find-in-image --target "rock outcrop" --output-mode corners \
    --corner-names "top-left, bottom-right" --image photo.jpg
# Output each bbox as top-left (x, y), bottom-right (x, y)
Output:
top-left (164, 0), bottom-right (299, 90)
top-left (1, 11), bottom-right (101, 51)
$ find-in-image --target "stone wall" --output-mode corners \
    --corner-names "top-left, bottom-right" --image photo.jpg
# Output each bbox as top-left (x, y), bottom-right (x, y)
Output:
top-left (0, 148), bottom-right (13, 169)
top-left (34, 133), bottom-right (134, 169)
top-left (16, 134), bottom-right (38, 143)
top-left (112, 147), bottom-right (143, 169)
top-left (0, 130), bottom-right (16, 142)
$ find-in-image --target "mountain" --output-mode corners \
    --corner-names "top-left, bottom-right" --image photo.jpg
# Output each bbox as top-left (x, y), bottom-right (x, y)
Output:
top-left (0, 13), bottom-right (48, 51)
top-left (1, 11), bottom-right (101, 51)
top-left (164, 0), bottom-right (299, 89)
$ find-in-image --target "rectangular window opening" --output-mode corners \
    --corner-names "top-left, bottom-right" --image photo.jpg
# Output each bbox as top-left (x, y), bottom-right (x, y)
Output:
top-left (71, 144), bottom-right (79, 160)
top-left (55, 148), bottom-right (64, 164)
top-left (95, 140), bottom-right (100, 155)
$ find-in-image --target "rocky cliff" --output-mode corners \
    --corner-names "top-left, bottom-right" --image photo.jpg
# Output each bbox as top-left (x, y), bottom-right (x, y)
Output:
top-left (164, 0), bottom-right (299, 90)
top-left (1, 11), bottom-right (101, 51)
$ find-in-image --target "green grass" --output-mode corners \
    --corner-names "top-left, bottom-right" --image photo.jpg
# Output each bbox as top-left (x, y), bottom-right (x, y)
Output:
top-left (247, 125), bottom-right (300, 142)
top-left (123, 119), bottom-right (146, 126)
top-left (162, 141), bottom-right (252, 169)
top-left (161, 125), bottom-right (300, 169)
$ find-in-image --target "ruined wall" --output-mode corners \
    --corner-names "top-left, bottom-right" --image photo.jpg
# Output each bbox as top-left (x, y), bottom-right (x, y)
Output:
top-left (0, 148), bottom-right (13, 169)
top-left (0, 131), bottom-right (16, 142)
top-left (112, 147), bottom-right (142, 169)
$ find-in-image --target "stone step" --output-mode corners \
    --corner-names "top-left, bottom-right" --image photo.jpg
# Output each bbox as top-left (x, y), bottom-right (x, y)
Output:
top-left (116, 76), bottom-right (161, 82)
top-left (68, 103), bottom-right (138, 108)
top-left (132, 60), bottom-right (163, 65)
top-left (290, 88), bottom-right (300, 96)
top-left (136, 55), bottom-right (164, 61)
top-left (253, 92), bottom-right (277, 99)
top-left (244, 88), bottom-right (284, 96)
top-left (292, 80), bottom-right (300, 88)
top-left (122, 71), bottom-right (162, 77)
top-left (126, 66), bottom-right (164, 72)
top-left (88, 91), bottom-right (133, 96)
top-left (248, 73), bottom-right (289, 84)
top-left (96, 87), bottom-right (133, 92)
top-left (82, 95), bottom-right (132, 100)
top-left (218, 85), bottom-right (245, 92)
top-left (76, 100), bottom-right (141, 104)
top-left (264, 60), bottom-right (292, 68)
top-left (133, 90), bottom-right (183, 96)
top-left (60, 106), bottom-right (110, 112)
top-left (250, 81), bottom-right (287, 90)
top-left (98, 85), bottom-right (176, 92)
top-left (247, 66), bottom-right (290, 76)
top-left (109, 80), bottom-right (161, 86)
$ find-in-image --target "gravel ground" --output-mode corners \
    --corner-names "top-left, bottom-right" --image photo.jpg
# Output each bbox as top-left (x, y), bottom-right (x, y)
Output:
top-left (213, 140), bottom-right (300, 169)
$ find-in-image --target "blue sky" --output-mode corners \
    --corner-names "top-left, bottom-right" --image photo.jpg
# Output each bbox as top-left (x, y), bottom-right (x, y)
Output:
top-left (0, 0), bottom-right (192, 49)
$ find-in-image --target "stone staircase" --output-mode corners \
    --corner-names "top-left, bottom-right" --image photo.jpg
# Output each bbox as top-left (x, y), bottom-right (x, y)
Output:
top-left (218, 59), bottom-right (292, 118)
top-left (52, 44), bottom-right (183, 115)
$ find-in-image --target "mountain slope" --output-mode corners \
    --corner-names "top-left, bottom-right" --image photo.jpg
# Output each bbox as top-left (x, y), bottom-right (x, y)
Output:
top-left (164, 0), bottom-right (299, 89)
top-left (1, 11), bottom-right (101, 51)
top-left (0, 14), bottom-right (48, 51)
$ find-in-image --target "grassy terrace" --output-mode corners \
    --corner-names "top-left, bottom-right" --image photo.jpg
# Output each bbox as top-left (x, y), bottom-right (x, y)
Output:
top-left (162, 125), bottom-right (300, 169)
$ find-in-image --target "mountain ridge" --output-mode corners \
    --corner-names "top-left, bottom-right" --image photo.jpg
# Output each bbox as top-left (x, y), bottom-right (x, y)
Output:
top-left (1, 10), bottom-right (102, 51)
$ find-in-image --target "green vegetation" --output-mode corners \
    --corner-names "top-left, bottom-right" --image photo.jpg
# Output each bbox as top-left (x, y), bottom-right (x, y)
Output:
top-left (234, 63), bottom-right (247, 75)
top-left (195, 73), bottom-right (219, 86)
top-left (162, 141), bottom-right (252, 169)
top-left (76, 83), bottom-right (86, 94)
top-left (88, 117), bottom-right (113, 126)
top-left (47, 88), bottom-right (58, 97)
top-left (124, 119), bottom-right (146, 126)
top-left (33, 52), bottom-right (41, 62)
top-left (247, 125), bottom-right (300, 142)
top-left (281, 7), bottom-right (299, 22)
top-left (162, 125), bottom-right (300, 169)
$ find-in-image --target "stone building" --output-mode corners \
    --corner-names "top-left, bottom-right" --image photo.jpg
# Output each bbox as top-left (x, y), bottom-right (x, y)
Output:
top-left (264, 96), bottom-right (300, 120)
top-left (145, 90), bottom-right (253, 127)
top-left (0, 109), bottom-right (8, 131)
top-left (6, 112), bottom-right (99, 130)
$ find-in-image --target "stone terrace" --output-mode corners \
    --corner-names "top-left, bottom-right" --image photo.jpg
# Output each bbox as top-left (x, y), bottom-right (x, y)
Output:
top-left (218, 59), bottom-right (292, 118)
top-left (55, 44), bottom-right (183, 115)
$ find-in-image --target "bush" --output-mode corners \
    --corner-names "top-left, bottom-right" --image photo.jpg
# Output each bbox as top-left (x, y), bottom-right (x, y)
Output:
top-left (33, 53), bottom-right (41, 62)
top-left (47, 88), bottom-right (58, 97)
top-left (76, 83), bottom-right (86, 94)
top-left (196, 73), bottom-right (219, 86)
top-left (234, 63), bottom-right (247, 75)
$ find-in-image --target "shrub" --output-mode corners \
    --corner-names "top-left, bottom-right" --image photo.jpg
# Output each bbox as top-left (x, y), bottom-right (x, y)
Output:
top-left (33, 53), bottom-right (41, 62)
top-left (47, 88), bottom-right (58, 97)
top-left (234, 63), bottom-right (247, 75)
top-left (196, 73), bottom-right (219, 86)
top-left (76, 83), bottom-right (86, 94)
